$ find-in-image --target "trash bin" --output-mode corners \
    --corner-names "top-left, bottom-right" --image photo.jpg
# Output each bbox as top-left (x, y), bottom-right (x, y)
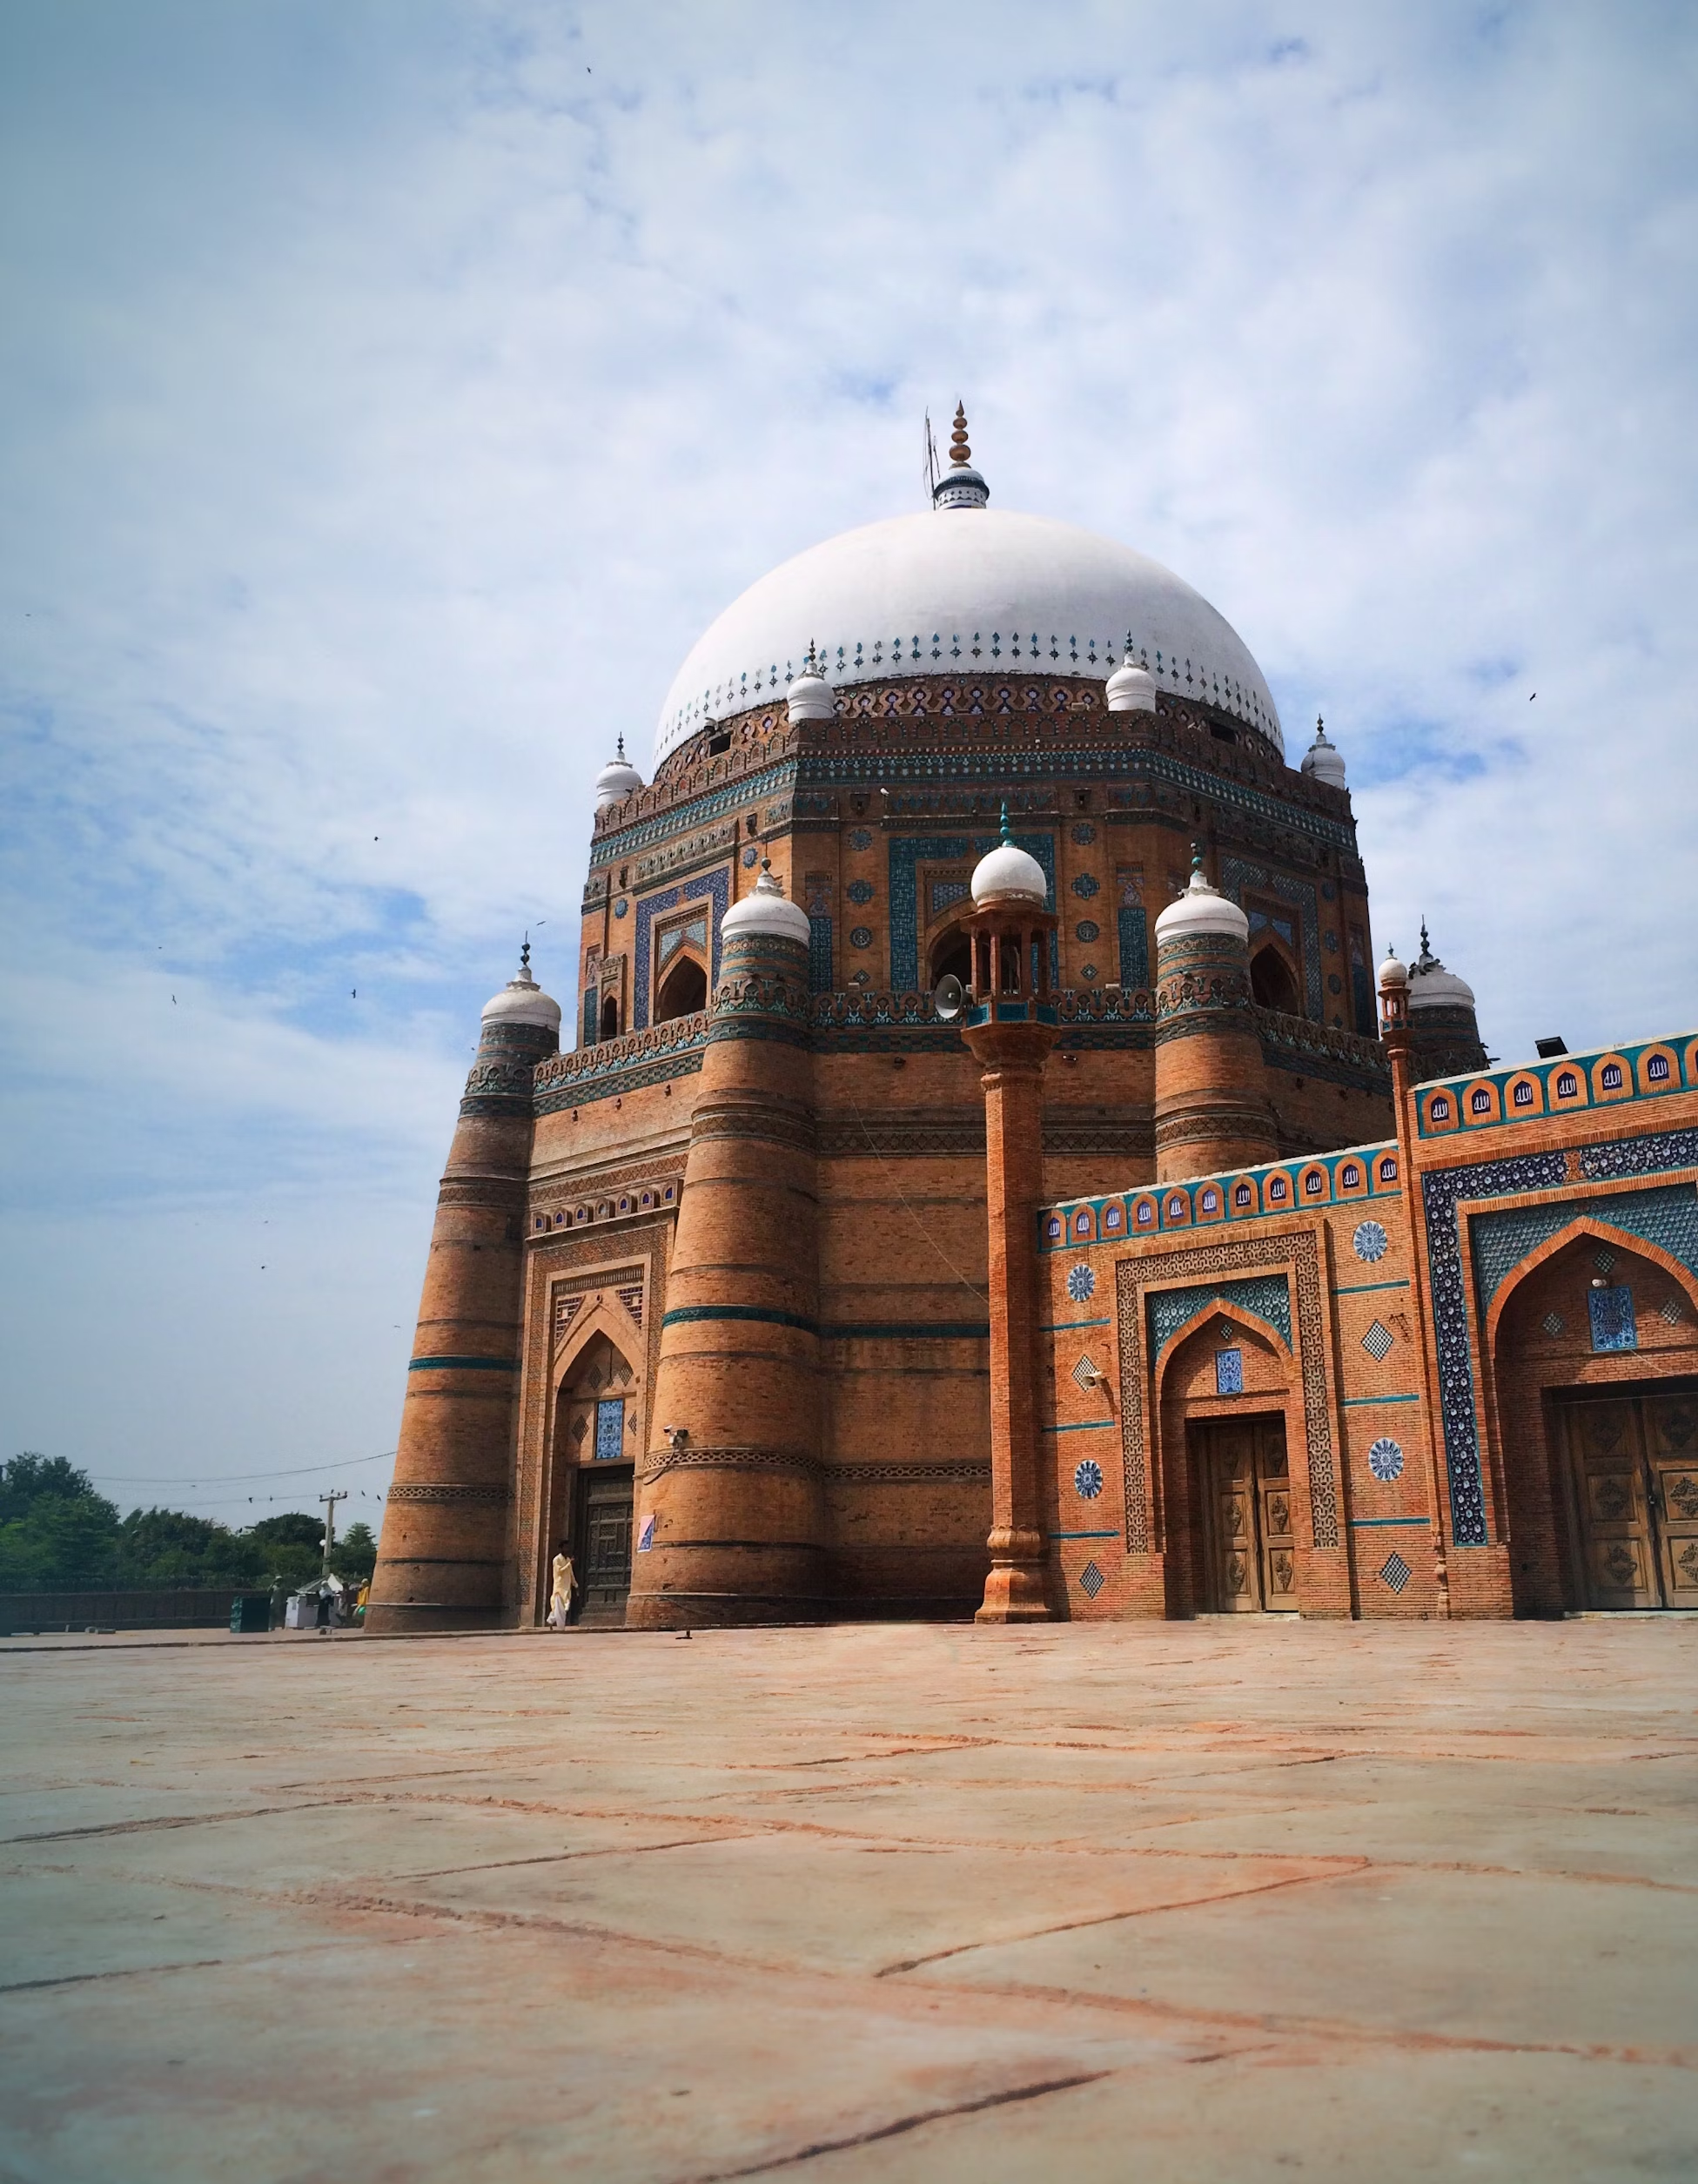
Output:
top-left (230, 1594), bottom-right (272, 1635)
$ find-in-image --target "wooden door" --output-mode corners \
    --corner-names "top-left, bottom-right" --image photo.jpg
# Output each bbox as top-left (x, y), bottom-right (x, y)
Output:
top-left (1208, 1422), bottom-right (1261, 1611)
top-left (579, 1469), bottom-right (634, 1623)
top-left (1256, 1421), bottom-right (1299, 1610)
top-left (1566, 1401), bottom-right (1659, 1609)
top-left (1644, 1395), bottom-right (1698, 1609)
top-left (1199, 1417), bottom-right (1297, 1613)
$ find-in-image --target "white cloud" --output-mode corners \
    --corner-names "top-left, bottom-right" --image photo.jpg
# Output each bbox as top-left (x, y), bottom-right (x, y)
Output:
top-left (2, 0), bottom-right (1695, 1487)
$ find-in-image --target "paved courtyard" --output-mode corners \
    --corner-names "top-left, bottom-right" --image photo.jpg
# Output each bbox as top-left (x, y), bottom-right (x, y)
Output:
top-left (1, 1618), bottom-right (1695, 2182)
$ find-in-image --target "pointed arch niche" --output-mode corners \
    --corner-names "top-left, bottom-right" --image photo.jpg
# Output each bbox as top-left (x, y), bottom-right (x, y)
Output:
top-left (1483, 1216), bottom-right (1698, 1616)
top-left (1151, 1293), bottom-right (1303, 1618)
top-left (540, 1290), bottom-right (648, 1617)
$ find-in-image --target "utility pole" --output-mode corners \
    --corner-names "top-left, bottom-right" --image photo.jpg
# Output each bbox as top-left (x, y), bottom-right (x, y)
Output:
top-left (319, 1488), bottom-right (348, 1578)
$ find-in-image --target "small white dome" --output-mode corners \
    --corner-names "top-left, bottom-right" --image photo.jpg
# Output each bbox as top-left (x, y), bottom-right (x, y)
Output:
top-left (481, 947), bottom-right (562, 1032)
top-left (1408, 926), bottom-right (1475, 1011)
top-left (1105, 649), bottom-right (1157, 714)
top-left (1154, 853), bottom-right (1249, 946)
top-left (970, 810), bottom-right (1047, 907)
top-left (721, 864), bottom-right (812, 947)
top-left (1300, 717), bottom-right (1347, 790)
top-left (594, 738), bottom-right (643, 810)
top-left (1378, 949), bottom-right (1409, 991)
top-left (785, 648), bottom-right (835, 722)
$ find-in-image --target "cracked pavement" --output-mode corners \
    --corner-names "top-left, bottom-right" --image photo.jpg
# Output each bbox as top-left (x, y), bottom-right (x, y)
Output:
top-left (1, 1618), bottom-right (1695, 2181)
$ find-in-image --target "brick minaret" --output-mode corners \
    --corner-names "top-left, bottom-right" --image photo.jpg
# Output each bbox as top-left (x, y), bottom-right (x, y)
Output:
top-left (366, 950), bottom-right (559, 1633)
top-left (626, 866), bottom-right (826, 1628)
top-left (1152, 843), bottom-right (1278, 1181)
top-left (961, 811), bottom-right (1059, 1622)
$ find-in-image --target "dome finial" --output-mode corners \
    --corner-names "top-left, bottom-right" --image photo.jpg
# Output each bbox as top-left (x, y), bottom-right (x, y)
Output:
top-left (932, 400), bottom-right (989, 509)
top-left (999, 800), bottom-right (1012, 846)
top-left (520, 934), bottom-right (532, 975)
top-left (1191, 840), bottom-right (1205, 876)
top-left (1418, 917), bottom-right (1433, 966)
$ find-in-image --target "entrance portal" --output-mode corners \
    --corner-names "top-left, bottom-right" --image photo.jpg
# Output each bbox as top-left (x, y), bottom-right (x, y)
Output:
top-left (1193, 1415), bottom-right (1297, 1612)
top-left (1559, 1392), bottom-right (1698, 1610)
top-left (576, 1466), bottom-right (635, 1623)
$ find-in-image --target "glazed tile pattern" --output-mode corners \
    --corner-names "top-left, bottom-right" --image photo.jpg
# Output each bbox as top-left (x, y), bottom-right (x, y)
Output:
top-left (1147, 1273), bottom-right (1292, 1354)
top-left (888, 831), bottom-right (1057, 991)
top-left (633, 869), bottom-right (729, 1031)
top-left (1222, 855), bottom-right (1323, 1020)
top-left (1470, 1184), bottom-right (1698, 1310)
top-left (1115, 1235), bottom-right (1337, 1555)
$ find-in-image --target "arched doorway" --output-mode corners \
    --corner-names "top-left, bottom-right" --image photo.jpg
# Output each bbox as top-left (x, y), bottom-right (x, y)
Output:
top-left (1155, 1306), bottom-right (1301, 1616)
top-left (1490, 1230), bottom-right (1698, 1613)
top-left (655, 952), bottom-right (708, 1021)
top-left (552, 1331), bottom-right (640, 1623)
top-left (928, 924), bottom-right (972, 990)
top-left (1250, 944), bottom-right (1300, 1015)
top-left (600, 991), bottom-right (621, 1040)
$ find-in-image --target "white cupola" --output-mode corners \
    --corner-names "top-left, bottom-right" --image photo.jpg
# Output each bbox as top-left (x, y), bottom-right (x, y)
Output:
top-left (720, 861), bottom-right (813, 947)
top-left (594, 737), bottom-right (643, 810)
top-left (1105, 647), bottom-right (1157, 714)
top-left (1377, 946), bottom-right (1409, 993)
top-left (970, 805), bottom-right (1048, 907)
top-left (481, 943), bottom-right (562, 1032)
top-left (1300, 716), bottom-right (1347, 790)
top-left (785, 642), bottom-right (835, 722)
top-left (1154, 846), bottom-right (1249, 946)
top-left (1407, 922), bottom-right (1477, 1011)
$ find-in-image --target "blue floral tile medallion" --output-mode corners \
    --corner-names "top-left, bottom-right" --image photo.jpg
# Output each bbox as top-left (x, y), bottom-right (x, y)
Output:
top-left (1067, 1264), bottom-right (1097, 1304)
top-left (1074, 1459), bottom-right (1104, 1500)
top-left (1352, 1220), bottom-right (1388, 1263)
top-left (1368, 1437), bottom-right (1404, 1482)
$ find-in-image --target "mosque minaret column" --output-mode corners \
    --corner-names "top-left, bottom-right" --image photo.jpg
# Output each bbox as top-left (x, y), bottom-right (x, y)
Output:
top-left (961, 815), bottom-right (1059, 1623)
top-left (366, 949), bottom-right (560, 1634)
top-left (1152, 844), bottom-right (1279, 1180)
top-left (626, 865), bottom-right (828, 1628)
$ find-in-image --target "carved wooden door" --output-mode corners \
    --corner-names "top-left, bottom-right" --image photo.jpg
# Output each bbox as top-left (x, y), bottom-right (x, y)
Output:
top-left (1256, 1421), bottom-right (1299, 1611)
top-left (1567, 1400), bottom-right (1659, 1609)
top-left (1644, 1395), bottom-right (1698, 1609)
top-left (580, 1471), bottom-right (634, 1621)
top-left (1209, 1423), bottom-right (1261, 1611)
top-left (1201, 1418), bottom-right (1297, 1613)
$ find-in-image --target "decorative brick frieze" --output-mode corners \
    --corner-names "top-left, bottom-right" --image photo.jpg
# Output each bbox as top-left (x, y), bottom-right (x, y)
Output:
top-left (386, 1483), bottom-right (512, 1506)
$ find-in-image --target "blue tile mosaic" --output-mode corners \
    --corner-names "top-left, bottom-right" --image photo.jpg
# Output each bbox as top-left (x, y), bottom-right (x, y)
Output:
top-left (1379, 1550), bottom-right (1413, 1593)
top-left (848, 829), bottom-right (873, 851)
top-left (1071, 873), bottom-right (1101, 899)
top-left (1067, 1264), bottom-right (1097, 1304)
top-left (809, 916), bottom-right (834, 994)
top-left (1074, 1458), bottom-right (1104, 1500)
top-left (594, 1398), bottom-right (626, 1462)
top-left (1368, 1437), bottom-right (1404, 1481)
top-left (1222, 857), bottom-right (1323, 1019)
top-left (846, 878), bottom-right (875, 905)
top-left (1362, 1320), bottom-right (1394, 1360)
top-left (849, 925), bottom-right (874, 950)
top-left (1423, 1148), bottom-right (1568, 1546)
top-left (1117, 904), bottom-right (1150, 989)
top-left (1588, 1286), bottom-right (1638, 1352)
top-left (1079, 1560), bottom-right (1106, 1598)
top-left (1148, 1273), bottom-right (1292, 1355)
top-left (1215, 1348), bottom-right (1245, 1394)
top-left (1471, 1184), bottom-right (1698, 1309)
top-left (1352, 1220), bottom-right (1389, 1263)
top-left (633, 868), bottom-right (728, 1031)
top-left (1071, 823), bottom-right (1097, 845)
top-left (1076, 920), bottom-right (1100, 943)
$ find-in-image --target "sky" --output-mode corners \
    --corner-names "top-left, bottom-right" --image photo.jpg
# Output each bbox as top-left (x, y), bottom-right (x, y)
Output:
top-left (2, 1), bottom-right (1695, 1524)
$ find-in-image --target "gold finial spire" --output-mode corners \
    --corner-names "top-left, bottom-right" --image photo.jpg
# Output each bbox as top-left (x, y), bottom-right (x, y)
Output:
top-left (950, 401), bottom-right (971, 468)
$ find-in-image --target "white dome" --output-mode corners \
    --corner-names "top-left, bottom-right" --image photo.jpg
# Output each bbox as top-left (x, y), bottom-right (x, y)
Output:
top-left (481, 950), bottom-right (561, 1032)
top-left (1378, 950), bottom-right (1409, 991)
top-left (654, 507), bottom-right (1283, 764)
top-left (1300, 717), bottom-right (1347, 790)
top-left (1155, 858), bottom-right (1250, 948)
top-left (785, 651), bottom-right (834, 722)
top-left (721, 865), bottom-right (812, 948)
top-left (1409, 929), bottom-right (1476, 1011)
top-left (971, 832), bottom-right (1048, 907)
top-left (594, 739), bottom-right (643, 810)
top-left (1105, 650), bottom-right (1158, 714)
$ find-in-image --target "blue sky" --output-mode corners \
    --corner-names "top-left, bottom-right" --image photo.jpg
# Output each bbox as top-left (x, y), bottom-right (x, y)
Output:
top-left (3, 1), bottom-right (1695, 1520)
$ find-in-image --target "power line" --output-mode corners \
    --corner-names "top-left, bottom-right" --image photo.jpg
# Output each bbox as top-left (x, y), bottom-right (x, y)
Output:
top-left (80, 1449), bottom-right (397, 1487)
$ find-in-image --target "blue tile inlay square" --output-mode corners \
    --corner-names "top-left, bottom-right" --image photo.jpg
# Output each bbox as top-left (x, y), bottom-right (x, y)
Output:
top-left (1215, 1348), bottom-right (1245, 1394)
top-left (594, 1398), bottom-right (626, 1462)
top-left (1588, 1286), bottom-right (1638, 1353)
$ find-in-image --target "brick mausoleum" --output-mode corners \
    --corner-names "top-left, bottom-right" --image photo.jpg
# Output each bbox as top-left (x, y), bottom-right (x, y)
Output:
top-left (368, 411), bottom-right (1698, 1632)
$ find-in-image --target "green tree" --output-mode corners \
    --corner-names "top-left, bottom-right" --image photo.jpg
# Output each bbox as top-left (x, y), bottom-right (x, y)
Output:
top-left (243, 1511), bottom-right (328, 1589)
top-left (330, 1521), bottom-right (377, 1582)
top-left (0, 1455), bottom-right (121, 1589)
